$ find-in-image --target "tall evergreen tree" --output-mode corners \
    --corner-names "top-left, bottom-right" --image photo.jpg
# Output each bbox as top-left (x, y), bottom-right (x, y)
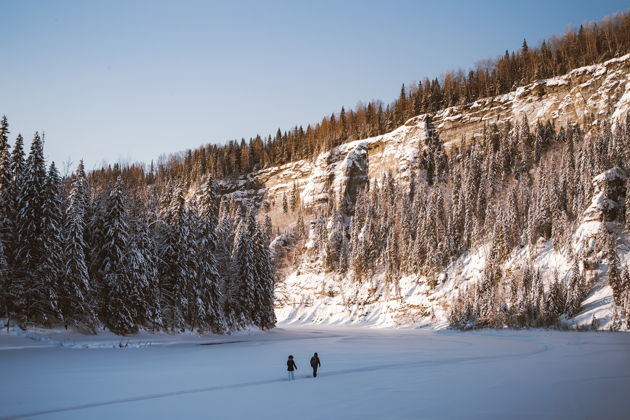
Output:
top-left (158, 187), bottom-right (192, 331)
top-left (231, 212), bottom-right (257, 327)
top-left (194, 179), bottom-right (225, 332)
top-left (215, 198), bottom-right (237, 323)
top-left (0, 116), bottom-right (11, 245)
top-left (62, 165), bottom-right (97, 331)
top-left (128, 219), bottom-right (162, 330)
top-left (14, 133), bottom-right (49, 323)
top-left (253, 220), bottom-right (276, 329)
top-left (36, 163), bottom-right (65, 323)
top-left (8, 134), bottom-right (26, 261)
top-left (99, 177), bottom-right (137, 334)
top-left (0, 117), bottom-right (12, 323)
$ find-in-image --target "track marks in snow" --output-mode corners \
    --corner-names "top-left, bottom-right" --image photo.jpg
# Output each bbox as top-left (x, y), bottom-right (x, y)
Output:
top-left (0, 335), bottom-right (549, 420)
top-left (0, 378), bottom-right (288, 420)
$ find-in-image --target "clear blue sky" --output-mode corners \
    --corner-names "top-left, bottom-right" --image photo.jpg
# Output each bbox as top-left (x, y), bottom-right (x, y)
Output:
top-left (1, 0), bottom-right (628, 172)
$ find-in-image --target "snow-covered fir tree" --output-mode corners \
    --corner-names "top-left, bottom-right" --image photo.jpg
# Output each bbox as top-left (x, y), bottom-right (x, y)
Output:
top-left (98, 177), bottom-right (137, 334)
top-left (62, 164), bottom-right (97, 331)
top-left (14, 133), bottom-right (50, 324)
top-left (230, 211), bottom-right (258, 327)
top-left (36, 162), bottom-right (65, 323)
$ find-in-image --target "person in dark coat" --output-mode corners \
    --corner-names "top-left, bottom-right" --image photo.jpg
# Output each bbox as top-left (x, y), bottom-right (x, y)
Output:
top-left (287, 355), bottom-right (297, 380)
top-left (310, 352), bottom-right (321, 377)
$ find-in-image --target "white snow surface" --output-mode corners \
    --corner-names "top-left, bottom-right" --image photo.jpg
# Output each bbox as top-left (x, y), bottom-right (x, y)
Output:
top-left (1, 326), bottom-right (629, 420)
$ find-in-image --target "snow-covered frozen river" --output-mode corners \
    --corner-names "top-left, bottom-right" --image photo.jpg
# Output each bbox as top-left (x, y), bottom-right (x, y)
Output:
top-left (1, 326), bottom-right (629, 420)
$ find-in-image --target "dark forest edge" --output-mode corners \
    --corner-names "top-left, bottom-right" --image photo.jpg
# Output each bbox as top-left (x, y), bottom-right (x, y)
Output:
top-left (0, 123), bottom-right (276, 335)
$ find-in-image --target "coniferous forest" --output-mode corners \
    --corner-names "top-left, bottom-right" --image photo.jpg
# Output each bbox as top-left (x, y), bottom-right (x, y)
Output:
top-left (0, 119), bottom-right (276, 334)
top-left (2, 11), bottom-right (630, 334)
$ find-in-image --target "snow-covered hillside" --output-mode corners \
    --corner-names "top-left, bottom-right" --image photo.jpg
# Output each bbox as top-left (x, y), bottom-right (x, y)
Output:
top-left (205, 55), bottom-right (630, 330)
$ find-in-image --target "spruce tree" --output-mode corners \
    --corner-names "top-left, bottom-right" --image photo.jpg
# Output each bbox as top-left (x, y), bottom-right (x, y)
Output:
top-left (253, 219), bottom-right (276, 329)
top-left (36, 163), bottom-right (65, 323)
top-left (62, 166), bottom-right (97, 331)
top-left (8, 134), bottom-right (26, 258)
top-left (231, 212), bottom-right (257, 327)
top-left (99, 177), bottom-right (136, 334)
top-left (0, 117), bottom-right (11, 323)
top-left (290, 182), bottom-right (299, 212)
top-left (215, 198), bottom-right (237, 327)
top-left (566, 258), bottom-right (586, 318)
top-left (14, 133), bottom-right (49, 323)
top-left (0, 116), bottom-right (11, 246)
top-left (194, 179), bottom-right (225, 332)
top-left (128, 219), bottom-right (162, 329)
top-left (605, 231), bottom-right (623, 306)
top-left (282, 192), bottom-right (288, 214)
top-left (157, 187), bottom-right (191, 331)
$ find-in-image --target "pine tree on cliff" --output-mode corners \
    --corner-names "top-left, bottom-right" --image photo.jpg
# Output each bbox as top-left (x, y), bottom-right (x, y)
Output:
top-left (605, 231), bottom-right (623, 307)
top-left (290, 182), bottom-right (299, 212)
top-left (324, 212), bottom-right (344, 272)
top-left (385, 228), bottom-right (400, 288)
top-left (99, 177), bottom-right (137, 334)
top-left (517, 116), bottom-right (532, 176)
top-left (62, 165), bottom-right (97, 331)
top-left (566, 257), bottom-right (586, 318)
top-left (282, 192), bottom-right (288, 214)
top-left (546, 275), bottom-right (566, 322)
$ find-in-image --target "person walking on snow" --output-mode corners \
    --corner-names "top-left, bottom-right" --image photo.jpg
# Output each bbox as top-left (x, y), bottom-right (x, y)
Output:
top-left (310, 352), bottom-right (321, 377)
top-left (287, 355), bottom-right (297, 380)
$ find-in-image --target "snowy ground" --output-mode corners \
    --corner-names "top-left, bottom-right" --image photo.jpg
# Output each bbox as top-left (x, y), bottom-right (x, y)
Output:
top-left (1, 326), bottom-right (629, 420)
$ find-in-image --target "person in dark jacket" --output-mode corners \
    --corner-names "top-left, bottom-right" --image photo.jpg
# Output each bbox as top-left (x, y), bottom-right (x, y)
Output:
top-left (287, 355), bottom-right (297, 380)
top-left (310, 352), bottom-right (321, 377)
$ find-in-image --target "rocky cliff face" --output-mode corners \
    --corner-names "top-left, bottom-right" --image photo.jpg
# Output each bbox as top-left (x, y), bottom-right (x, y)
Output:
top-left (583, 167), bottom-right (627, 224)
top-left (230, 54), bottom-right (630, 214)
top-left (209, 55), bottom-right (630, 329)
